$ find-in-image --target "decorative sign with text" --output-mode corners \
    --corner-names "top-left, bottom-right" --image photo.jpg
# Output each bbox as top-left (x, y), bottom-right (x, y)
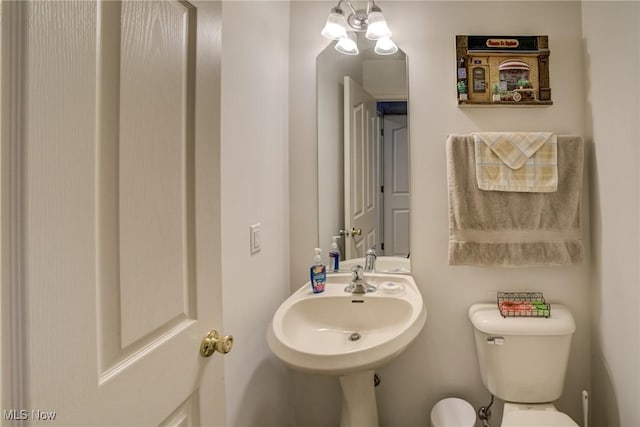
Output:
top-left (456, 35), bottom-right (552, 106)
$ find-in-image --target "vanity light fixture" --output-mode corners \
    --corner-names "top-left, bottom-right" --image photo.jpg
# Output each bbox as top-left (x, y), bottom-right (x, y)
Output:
top-left (320, 0), bottom-right (396, 56)
top-left (335, 32), bottom-right (359, 55)
top-left (374, 36), bottom-right (398, 55)
top-left (320, 6), bottom-right (348, 40)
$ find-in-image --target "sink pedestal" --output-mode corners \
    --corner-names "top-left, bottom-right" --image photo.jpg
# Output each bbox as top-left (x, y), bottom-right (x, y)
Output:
top-left (339, 370), bottom-right (378, 427)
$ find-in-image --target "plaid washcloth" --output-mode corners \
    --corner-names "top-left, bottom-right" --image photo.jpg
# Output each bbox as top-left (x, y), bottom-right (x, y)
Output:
top-left (474, 132), bottom-right (558, 192)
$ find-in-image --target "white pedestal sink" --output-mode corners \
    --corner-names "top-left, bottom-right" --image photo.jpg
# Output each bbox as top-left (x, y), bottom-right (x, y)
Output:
top-left (267, 273), bottom-right (426, 427)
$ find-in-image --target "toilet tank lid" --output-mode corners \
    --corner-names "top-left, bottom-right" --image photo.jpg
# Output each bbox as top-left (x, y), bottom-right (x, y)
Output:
top-left (469, 303), bottom-right (575, 335)
top-left (502, 409), bottom-right (579, 426)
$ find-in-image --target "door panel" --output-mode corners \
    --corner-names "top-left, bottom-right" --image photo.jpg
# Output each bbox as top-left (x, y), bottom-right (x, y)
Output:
top-left (159, 393), bottom-right (200, 427)
top-left (383, 116), bottom-right (410, 256)
top-left (118, 0), bottom-right (197, 349)
top-left (344, 76), bottom-right (377, 259)
top-left (2, 1), bottom-right (224, 425)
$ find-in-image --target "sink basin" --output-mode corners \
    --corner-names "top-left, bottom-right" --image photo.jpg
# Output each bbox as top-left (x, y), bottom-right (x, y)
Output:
top-left (281, 296), bottom-right (411, 356)
top-left (339, 256), bottom-right (410, 274)
top-left (267, 273), bottom-right (426, 375)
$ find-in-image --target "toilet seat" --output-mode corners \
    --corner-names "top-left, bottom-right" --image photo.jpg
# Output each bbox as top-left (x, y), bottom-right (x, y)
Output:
top-left (502, 409), bottom-right (579, 427)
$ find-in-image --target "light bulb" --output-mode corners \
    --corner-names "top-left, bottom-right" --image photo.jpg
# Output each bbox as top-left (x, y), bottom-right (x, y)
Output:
top-left (374, 37), bottom-right (398, 55)
top-left (335, 32), bottom-right (359, 56)
top-left (365, 8), bottom-right (391, 40)
top-left (321, 8), bottom-right (348, 40)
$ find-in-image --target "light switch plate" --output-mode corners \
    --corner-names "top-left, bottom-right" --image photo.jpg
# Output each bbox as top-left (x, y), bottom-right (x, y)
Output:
top-left (250, 223), bottom-right (262, 254)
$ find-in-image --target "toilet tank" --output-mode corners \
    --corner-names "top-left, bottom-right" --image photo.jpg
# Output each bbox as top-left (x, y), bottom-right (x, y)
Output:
top-left (469, 303), bottom-right (575, 403)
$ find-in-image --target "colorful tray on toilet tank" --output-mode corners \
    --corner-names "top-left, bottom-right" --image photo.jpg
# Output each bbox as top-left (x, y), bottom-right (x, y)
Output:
top-left (497, 292), bottom-right (551, 318)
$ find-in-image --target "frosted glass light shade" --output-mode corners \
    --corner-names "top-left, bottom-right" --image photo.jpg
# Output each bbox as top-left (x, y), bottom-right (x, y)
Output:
top-left (365, 10), bottom-right (391, 40)
top-left (321, 10), bottom-right (348, 40)
top-left (374, 37), bottom-right (398, 55)
top-left (335, 32), bottom-right (359, 55)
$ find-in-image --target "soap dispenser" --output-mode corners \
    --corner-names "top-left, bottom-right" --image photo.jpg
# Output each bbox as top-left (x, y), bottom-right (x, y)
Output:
top-left (329, 236), bottom-right (341, 272)
top-left (310, 248), bottom-right (326, 293)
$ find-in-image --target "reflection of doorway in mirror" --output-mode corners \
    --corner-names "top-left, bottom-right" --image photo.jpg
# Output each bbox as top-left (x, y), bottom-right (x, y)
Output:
top-left (376, 102), bottom-right (409, 257)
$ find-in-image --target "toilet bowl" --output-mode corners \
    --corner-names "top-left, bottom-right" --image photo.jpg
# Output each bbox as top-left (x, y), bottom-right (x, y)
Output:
top-left (501, 402), bottom-right (578, 427)
top-left (430, 397), bottom-right (476, 427)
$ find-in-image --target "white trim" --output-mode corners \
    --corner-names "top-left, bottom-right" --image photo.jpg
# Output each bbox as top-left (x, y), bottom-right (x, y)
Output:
top-left (1, 0), bottom-right (27, 417)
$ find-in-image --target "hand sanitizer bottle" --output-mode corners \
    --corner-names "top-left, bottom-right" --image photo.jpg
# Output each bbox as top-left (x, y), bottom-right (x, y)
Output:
top-left (329, 236), bottom-right (341, 272)
top-left (310, 248), bottom-right (326, 293)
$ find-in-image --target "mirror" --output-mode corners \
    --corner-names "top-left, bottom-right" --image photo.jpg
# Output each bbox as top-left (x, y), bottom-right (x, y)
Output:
top-left (317, 34), bottom-right (410, 273)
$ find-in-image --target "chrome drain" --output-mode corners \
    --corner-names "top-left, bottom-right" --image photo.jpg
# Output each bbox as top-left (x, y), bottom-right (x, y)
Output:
top-left (349, 332), bottom-right (361, 341)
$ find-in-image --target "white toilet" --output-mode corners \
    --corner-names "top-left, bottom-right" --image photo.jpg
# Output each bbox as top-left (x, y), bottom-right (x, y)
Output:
top-left (469, 303), bottom-right (579, 427)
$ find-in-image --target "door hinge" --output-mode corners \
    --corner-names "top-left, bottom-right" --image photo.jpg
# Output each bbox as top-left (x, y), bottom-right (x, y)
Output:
top-left (381, 243), bottom-right (385, 250)
top-left (380, 128), bottom-right (384, 136)
top-left (380, 185), bottom-right (384, 193)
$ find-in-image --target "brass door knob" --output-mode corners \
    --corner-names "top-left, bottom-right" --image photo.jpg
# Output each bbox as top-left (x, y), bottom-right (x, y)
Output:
top-left (200, 330), bottom-right (233, 357)
top-left (350, 227), bottom-right (362, 236)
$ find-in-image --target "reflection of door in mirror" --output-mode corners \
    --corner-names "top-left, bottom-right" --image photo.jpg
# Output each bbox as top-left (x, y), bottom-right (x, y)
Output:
top-left (344, 77), bottom-right (377, 259)
top-left (317, 35), bottom-right (409, 270)
top-left (382, 115), bottom-right (410, 257)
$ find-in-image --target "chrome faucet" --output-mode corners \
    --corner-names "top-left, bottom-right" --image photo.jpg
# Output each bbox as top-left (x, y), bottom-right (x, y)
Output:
top-left (364, 246), bottom-right (377, 272)
top-left (345, 265), bottom-right (376, 294)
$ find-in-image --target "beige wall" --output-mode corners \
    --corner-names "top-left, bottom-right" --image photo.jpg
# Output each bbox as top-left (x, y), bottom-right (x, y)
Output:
top-left (220, 2), bottom-right (292, 426)
top-left (291, 2), bottom-right (590, 426)
top-left (582, 2), bottom-right (640, 426)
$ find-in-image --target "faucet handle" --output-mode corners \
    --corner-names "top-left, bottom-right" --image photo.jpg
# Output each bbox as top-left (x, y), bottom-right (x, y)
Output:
top-left (351, 265), bottom-right (364, 281)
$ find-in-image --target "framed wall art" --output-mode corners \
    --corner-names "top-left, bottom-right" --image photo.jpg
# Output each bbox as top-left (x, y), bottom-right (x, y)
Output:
top-left (456, 35), bottom-right (552, 106)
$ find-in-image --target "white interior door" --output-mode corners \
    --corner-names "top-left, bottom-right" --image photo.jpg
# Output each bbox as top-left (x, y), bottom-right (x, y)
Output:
top-left (383, 115), bottom-right (410, 256)
top-left (1, 1), bottom-right (226, 425)
top-left (344, 76), bottom-right (377, 260)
